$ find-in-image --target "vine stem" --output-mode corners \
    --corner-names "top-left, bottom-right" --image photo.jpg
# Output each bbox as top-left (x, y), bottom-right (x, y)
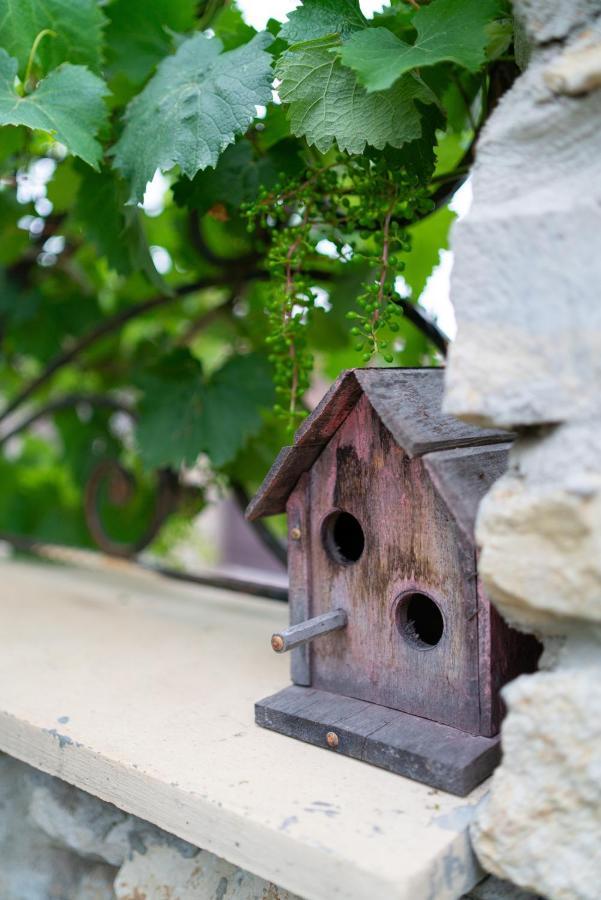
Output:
top-left (24, 30), bottom-right (56, 88)
top-left (0, 394), bottom-right (134, 447)
top-left (0, 277), bottom-right (232, 427)
top-left (257, 162), bottom-right (340, 210)
top-left (283, 206), bottom-right (310, 419)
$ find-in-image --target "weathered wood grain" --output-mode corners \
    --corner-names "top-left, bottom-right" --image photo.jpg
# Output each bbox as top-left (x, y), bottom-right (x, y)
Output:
top-left (355, 369), bottom-right (512, 455)
top-left (294, 369), bottom-right (362, 446)
top-left (247, 369), bottom-right (513, 519)
top-left (256, 686), bottom-right (501, 796)
top-left (246, 444), bottom-right (321, 520)
top-left (423, 443), bottom-right (512, 542)
top-left (286, 474), bottom-right (313, 685)
top-left (477, 577), bottom-right (542, 736)
top-left (308, 395), bottom-right (481, 734)
top-left (272, 609), bottom-right (347, 653)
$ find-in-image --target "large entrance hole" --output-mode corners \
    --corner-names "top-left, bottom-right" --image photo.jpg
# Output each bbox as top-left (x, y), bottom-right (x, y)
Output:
top-left (396, 592), bottom-right (444, 649)
top-left (322, 510), bottom-right (365, 565)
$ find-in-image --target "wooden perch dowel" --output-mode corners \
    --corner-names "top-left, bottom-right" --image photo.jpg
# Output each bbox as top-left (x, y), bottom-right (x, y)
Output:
top-left (271, 610), bottom-right (348, 653)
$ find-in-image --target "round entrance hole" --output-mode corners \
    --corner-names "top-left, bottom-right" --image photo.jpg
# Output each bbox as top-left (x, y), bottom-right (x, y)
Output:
top-left (396, 592), bottom-right (444, 649)
top-left (322, 510), bottom-right (365, 564)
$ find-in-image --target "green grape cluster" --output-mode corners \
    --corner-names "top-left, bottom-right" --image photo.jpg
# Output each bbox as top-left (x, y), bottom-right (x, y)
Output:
top-left (246, 152), bottom-right (434, 424)
top-left (245, 167), bottom-right (338, 433)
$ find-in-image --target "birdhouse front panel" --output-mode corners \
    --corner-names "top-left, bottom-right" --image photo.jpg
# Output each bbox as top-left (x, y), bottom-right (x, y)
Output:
top-left (306, 393), bottom-right (480, 735)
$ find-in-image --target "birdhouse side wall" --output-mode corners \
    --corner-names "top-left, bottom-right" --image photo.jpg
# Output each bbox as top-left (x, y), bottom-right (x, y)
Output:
top-left (286, 472), bottom-right (313, 686)
top-left (477, 579), bottom-right (543, 736)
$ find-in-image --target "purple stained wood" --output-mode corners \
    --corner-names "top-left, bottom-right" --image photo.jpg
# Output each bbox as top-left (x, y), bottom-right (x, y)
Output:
top-left (286, 474), bottom-right (313, 685)
top-left (248, 367), bottom-right (541, 776)
top-left (422, 443), bottom-right (512, 543)
top-left (306, 394), bottom-right (482, 735)
top-left (246, 368), bottom-right (512, 520)
top-left (477, 576), bottom-right (542, 736)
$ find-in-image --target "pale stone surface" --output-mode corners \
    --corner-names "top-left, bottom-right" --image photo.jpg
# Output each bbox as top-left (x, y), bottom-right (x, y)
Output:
top-left (28, 766), bottom-right (197, 867)
top-left (476, 422), bottom-right (601, 631)
top-left (544, 30), bottom-right (601, 95)
top-left (515, 0), bottom-right (601, 42)
top-left (1, 752), bottom-right (302, 900)
top-left (463, 875), bottom-right (541, 899)
top-left (443, 38), bottom-right (601, 428)
top-left (471, 653), bottom-right (601, 900)
top-left (114, 844), bottom-right (300, 900)
top-left (0, 754), bottom-right (116, 900)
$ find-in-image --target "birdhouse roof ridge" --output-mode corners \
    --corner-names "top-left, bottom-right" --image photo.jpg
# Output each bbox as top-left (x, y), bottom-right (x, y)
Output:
top-left (246, 367), bottom-right (512, 521)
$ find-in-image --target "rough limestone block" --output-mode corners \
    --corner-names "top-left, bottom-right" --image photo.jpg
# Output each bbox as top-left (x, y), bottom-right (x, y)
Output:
top-left (462, 875), bottom-right (542, 899)
top-left (27, 766), bottom-right (197, 867)
top-left (514, 0), bottom-right (601, 42)
top-left (444, 42), bottom-right (601, 428)
top-left (476, 422), bottom-right (601, 630)
top-left (73, 866), bottom-right (117, 900)
top-left (544, 29), bottom-right (601, 95)
top-left (114, 843), bottom-right (300, 900)
top-left (0, 755), bottom-right (116, 900)
top-left (471, 659), bottom-right (601, 899)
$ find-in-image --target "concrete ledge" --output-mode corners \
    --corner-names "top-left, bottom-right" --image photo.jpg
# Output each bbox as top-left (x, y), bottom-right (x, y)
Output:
top-left (0, 558), bottom-right (488, 900)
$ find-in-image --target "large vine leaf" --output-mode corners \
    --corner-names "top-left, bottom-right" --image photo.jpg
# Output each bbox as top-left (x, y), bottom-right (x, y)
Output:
top-left (340, 0), bottom-right (503, 92)
top-left (111, 32), bottom-right (274, 204)
top-left (136, 352), bottom-right (274, 470)
top-left (280, 0), bottom-right (366, 43)
top-left (0, 0), bottom-right (105, 77)
top-left (0, 51), bottom-right (109, 168)
top-left (276, 46), bottom-right (434, 155)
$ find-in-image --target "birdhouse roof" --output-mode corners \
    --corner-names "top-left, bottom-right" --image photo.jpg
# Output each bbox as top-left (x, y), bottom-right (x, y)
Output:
top-left (246, 368), bottom-right (511, 529)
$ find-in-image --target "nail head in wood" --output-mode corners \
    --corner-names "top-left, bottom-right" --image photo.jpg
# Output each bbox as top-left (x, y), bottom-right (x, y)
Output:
top-left (271, 634), bottom-right (285, 652)
top-left (326, 731), bottom-right (339, 748)
top-left (290, 527), bottom-right (302, 541)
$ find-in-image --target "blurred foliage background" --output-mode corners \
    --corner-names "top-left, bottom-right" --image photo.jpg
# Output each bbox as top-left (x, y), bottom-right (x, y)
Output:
top-left (0, 0), bottom-right (515, 564)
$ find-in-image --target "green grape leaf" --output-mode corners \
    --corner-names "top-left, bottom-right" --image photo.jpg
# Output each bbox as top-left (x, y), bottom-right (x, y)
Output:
top-left (105, 0), bottom-right (198, 86)
top-left (280, 0), bottom-right (366, 43)
top-left (340, 0), bottom-right (503, 92)
top-left (200, 354), bottom-right (275, 467)
top-left (136, 351), bottom-right (274, 470)
top-left (0, 0), bottom-right (105, 77)
top-left (276, 46), bottom-right (434, 154)
top-left (111, 32), bottom-right (274, 204)
top-left (75, 165), bottom-right (164, 289)
top-left (211, 3), bottom-right (257, 51)
top-left (0, 51), bottom-right (109, 168)
top-left (400, 205), bottom-right (456, 300)
top-left (172, 138), bottom-right (302, 215)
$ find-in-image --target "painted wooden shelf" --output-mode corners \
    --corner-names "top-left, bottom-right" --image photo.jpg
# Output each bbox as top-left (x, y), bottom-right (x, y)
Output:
top-left (0, 557), bottom-right (487, 900)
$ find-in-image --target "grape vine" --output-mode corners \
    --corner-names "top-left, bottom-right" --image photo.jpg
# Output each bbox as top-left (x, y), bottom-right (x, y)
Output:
top-left (0, 0), bottom-right (516, 552)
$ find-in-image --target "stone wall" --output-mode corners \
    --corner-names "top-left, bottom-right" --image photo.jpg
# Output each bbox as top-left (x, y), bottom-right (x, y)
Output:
top-left (444, 2), bottom-right (601, 898)
top-left (0, 754), bottom-right (299, 900)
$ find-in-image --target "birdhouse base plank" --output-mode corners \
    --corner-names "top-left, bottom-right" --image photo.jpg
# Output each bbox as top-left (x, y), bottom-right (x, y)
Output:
top-left (256, 686), bottom-right (501, 797)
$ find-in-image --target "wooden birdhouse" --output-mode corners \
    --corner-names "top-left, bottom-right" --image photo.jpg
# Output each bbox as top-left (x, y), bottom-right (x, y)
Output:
top-left (247, 369), bottom-right (540, 795)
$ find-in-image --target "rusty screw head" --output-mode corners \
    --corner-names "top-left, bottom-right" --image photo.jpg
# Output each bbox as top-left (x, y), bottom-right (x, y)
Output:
top-left (326, 731), bottom-right (339, 749)
top-left (290, 527), bottom-right (302, 541)
top-left (271, 634), bottom-right (285, 653)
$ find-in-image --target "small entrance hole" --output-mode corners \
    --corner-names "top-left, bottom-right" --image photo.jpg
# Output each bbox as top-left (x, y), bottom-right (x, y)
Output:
top-left (396, 592), bottom-right (444, 649)
top-left (322, 511), bottom-right (365, 564)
